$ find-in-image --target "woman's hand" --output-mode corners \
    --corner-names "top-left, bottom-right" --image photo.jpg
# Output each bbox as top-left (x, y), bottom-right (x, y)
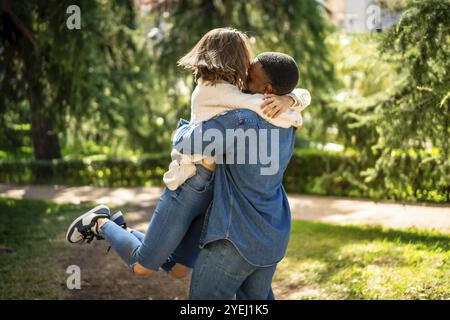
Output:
top-left (260, 94), bottom-right (295, 119)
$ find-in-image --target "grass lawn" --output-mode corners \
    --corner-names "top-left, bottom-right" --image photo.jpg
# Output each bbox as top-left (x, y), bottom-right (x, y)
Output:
top-left (0, 197), bottom-right (449, 299)
top-left (275, 221), bottom-right (450, 299)
top-left (0, 198), bottom-right (91, 299)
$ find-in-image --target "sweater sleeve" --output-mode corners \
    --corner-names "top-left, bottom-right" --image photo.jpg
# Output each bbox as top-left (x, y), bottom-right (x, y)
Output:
top-left (287, 88), bottom-right (311, 113)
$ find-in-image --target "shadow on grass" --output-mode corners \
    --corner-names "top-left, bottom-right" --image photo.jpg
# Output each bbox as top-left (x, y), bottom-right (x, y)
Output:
top-left (293, 220), bottom-right (450, 252)
top-left (280, 220), bottom-right (450, 299)
top-left (0, 198), bottom-right (93, 299)
top-left (0, 198), bottom-right (93, 248)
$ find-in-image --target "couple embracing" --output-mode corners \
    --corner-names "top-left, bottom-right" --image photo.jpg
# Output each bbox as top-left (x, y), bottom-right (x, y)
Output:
top-left (66, 27), bottom-right (311, 300)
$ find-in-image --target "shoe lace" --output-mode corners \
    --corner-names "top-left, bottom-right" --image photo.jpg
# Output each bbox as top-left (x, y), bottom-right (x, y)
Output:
top-left (80, 228), bottom-right (96, 244)
top-left (79, 222), bottom-right (103, 244)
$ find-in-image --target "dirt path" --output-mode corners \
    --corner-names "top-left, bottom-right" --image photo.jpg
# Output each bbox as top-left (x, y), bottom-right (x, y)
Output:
top-left (1, 184), bottom-right (449, 300)
top-left (1, 184), bottom-right (449, 232)
top-left (61, 204), bottom-right (191, 300)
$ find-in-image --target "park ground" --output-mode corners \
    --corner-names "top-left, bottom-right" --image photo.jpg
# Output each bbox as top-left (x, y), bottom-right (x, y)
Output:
top-left (0, 184), bottom-right (449, 300)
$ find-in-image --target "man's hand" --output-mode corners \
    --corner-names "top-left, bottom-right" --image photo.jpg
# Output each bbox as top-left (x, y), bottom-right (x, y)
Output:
top-left (260, 94), bottom-right (295, 119)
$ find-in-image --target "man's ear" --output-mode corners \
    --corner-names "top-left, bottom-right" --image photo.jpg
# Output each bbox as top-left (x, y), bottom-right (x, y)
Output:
top-left (263, 83), bottom-right (274, 94)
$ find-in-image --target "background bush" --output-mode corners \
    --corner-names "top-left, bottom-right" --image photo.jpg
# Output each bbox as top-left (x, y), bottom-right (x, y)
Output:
top-left (1, 149), bottom-right (448, 203)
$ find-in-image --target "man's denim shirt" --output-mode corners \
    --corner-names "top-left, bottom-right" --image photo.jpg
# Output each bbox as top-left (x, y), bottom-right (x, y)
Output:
top-left (173, 109), bottom-right (296, 267)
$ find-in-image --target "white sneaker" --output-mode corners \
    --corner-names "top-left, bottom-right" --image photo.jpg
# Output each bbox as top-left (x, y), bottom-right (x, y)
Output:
top-left (65, 205), bottom-right (110, 244)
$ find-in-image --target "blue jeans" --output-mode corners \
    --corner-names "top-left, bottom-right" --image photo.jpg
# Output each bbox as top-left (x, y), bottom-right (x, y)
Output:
top-left (128, 217), bottom-right (205, 272)
top-left (189, 240), bottom-right (277, 300)
top-left (99, 164), bottom-right (214, 271)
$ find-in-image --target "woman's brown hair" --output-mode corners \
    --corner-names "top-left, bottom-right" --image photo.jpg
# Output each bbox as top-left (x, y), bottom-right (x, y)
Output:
top-left (178, 27), bottom-right (253, 90)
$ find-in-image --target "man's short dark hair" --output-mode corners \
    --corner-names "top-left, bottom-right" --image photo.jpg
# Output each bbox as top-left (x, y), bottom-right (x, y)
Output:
top-left (256, 52), bottom-right (299, 95)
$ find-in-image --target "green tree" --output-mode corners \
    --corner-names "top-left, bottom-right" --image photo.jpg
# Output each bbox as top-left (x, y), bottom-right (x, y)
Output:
top-left (1, 0), bottom-right (335, 160)
top-left (153, 0), bottom-right (333, 91)
top-left (141, 0), bottom-right (335, 137)
top-left (0, 0), bottom-right (154, 160)
top-left (333, 0), bottom-right (450, 201)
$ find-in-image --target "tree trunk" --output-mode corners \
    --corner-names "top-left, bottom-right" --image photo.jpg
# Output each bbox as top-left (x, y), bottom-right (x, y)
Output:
top-left (29, 100), bottom-right (61, 183)
top-left (30, 111), bottom-right (61, 160)
top-left (7, 0), bottom-right (62, 161)
top-left (25, 57), bottom-right (62, 161)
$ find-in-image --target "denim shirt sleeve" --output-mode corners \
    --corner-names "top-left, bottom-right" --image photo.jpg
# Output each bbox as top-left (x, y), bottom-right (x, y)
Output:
top-left (175, 118), bottom-right (190, 129)
top-left (173, 112), bottom-right (239, 157)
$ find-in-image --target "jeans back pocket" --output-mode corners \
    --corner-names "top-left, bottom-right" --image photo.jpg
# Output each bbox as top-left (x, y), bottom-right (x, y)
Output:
top-left (183, 166), bottom-right (214, 193)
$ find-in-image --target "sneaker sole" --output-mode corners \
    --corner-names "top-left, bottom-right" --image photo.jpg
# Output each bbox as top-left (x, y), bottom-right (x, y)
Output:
top-left (65, 204), bottom-right (110, 244)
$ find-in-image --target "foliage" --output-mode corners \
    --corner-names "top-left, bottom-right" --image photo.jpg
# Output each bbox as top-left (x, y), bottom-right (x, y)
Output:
top-left (0, 154), bottom-right (170, 187)
top-left (0, 0), bottom-right (335, 160)
top-left (1, 149), bottom-right (448, 203)
top-left (1, 1), bottom-right (449, 204)
top-left (140, 0), bottom-right (336, 145)
top-left (326, 0), bottom-right (450, 202)
top-left (151, 0), bottom-right (334, 93)
top-left (0, 0), bottom-right (167, 159)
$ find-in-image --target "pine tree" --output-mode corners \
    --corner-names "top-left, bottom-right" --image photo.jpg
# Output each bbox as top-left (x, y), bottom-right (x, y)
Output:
top-left (334, 0), bottom-right (450, 201)
top-left (150, 0), bottom-right (334, 97)
top-left (0, 0), bottom-right (151, 159)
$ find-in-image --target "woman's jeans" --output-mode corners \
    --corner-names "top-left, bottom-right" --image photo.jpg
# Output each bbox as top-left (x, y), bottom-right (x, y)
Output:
top-left (99, 164), bottom-right (214, 271)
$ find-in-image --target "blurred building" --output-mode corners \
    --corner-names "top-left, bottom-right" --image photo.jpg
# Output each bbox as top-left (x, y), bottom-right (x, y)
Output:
top-left (325, 0), bottom-right (401, 32)
top-left (135, 0), bottom-right (401, 33)
top-left (134, 0), bottom-right (173, 15)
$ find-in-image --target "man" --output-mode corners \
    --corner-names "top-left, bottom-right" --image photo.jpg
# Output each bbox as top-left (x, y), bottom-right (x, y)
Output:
top-left (173, 52), bottom-right (304, 299)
